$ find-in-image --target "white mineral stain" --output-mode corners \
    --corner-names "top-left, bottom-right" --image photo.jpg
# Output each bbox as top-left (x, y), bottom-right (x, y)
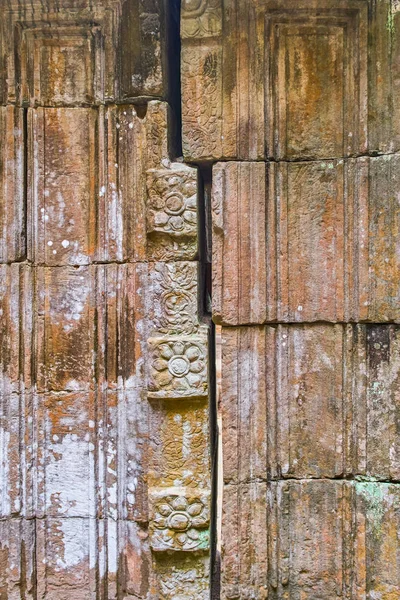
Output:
top-left (0, 425), bottom-right (11, 514)
top-left (46, 433), bottom-right (94, 517)
top-left (65, 379), bottom-right (81, 391)
top-left (55, 519), bottom-right (89, 570)
top-left (107, 519), bottom-right (118, 573)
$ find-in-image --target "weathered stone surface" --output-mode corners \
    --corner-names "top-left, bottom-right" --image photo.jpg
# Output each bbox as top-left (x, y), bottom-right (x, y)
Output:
top-left (27, 102), bottom-right (194, 265)
top-left (0, 106), bottom-right (25, 262)
top-left (181, 0), bottom-right (400, 161)
top-left (222, 325), bottom-right (400, 482)
top-left (0, 0), bottom-right (211, 595)
top-left (149, 399), bottom-right (211, 491)
top-left (213, 157), bottom-right (400, 324)
top-left (1, 0), bottom-right (168, 104)
top-left (149, 488), bottom-right (210, 552)
top-left (147, 332), bottom-right (208, 399)
top-left (0, 219), bottom-right (209, 594)
top-left (146, 164), bottom-right (199, 260)
top-left (222, 480), bottom-right (400, 599)
top-left (0, 519), bottom-right (35, 598)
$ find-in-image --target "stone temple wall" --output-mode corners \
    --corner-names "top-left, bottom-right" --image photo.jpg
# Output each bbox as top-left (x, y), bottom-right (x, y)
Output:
top-left (1, 0), bottom-right (400, 598)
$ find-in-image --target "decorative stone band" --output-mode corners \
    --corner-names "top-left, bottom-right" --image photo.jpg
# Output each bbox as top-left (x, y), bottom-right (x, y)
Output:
top-left (147, 331), bottom-right (209, 399)
top-left (149, 487), bottom-right (210, 552)
top-left (150, 262), bottom-right (200, 335)
top-left (144, 142), bottom-right (210, 593)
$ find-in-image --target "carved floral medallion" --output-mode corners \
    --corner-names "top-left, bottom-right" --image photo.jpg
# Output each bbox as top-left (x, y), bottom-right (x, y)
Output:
top-left (150, 488), bottom-right (210, 551)
top-left (148, 335), bottom-right (208, 398)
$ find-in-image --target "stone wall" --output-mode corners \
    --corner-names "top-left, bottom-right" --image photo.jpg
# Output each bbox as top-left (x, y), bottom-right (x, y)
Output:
top-left (1, 0), bottom-right (400, 598)
top-left (0, 1), bottom-right (211, 598)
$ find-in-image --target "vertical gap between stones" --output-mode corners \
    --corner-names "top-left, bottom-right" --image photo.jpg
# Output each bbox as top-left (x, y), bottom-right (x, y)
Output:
top-left (197, 162), bottom-right (220, 599)
top-left (165, 0), bottom-right (182, 159)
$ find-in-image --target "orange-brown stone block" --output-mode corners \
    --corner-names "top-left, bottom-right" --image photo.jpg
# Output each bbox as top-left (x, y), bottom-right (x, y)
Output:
top-left (222, 480), bottom-right (400, 598)
top-left (222, 325), bottom-right (400, 482)
top-left (0, 519), bottom-right (35, 598)
top-left (1, 0), bottom-right (168, 104)
top-left (27, 102), bottom-right (195, 265)
top-left (0, 106), bottom-right (25, 262)
top-left (181, 0), bottom-right (400, 161)
top-left (213, 158), bottom-right (400, 324)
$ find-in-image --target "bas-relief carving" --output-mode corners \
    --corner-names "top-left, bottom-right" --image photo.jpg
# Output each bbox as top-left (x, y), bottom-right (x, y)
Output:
top-left (143, 147), bottom-right (210, 598)
top-left (147, 335), bottom-right (208, 399)
top-left (151, 262), bottom-right (199, 335)
top-left (150, 488), bottom-right (210, 552)
top-left (181, 0), bottom-right (222, 39)
top-left (146, 166), bottom-right (197, 237)
top-left (146, 164), bottom-right (198, 259)
top-left (181, 0), bottom-right (400, 161)
top-left (146, 164), bottom-right (199, 261)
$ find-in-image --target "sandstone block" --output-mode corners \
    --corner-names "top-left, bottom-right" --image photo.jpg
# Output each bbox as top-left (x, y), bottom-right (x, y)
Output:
top-left (149, 487), bottom-right (210, 552)
top-left (1, 0), bottom-right (168, 105)
top-left (147, 332), bottom-right (209, 399)
top-left (222, 480), bottom-right (400, 598)
top-left (26, 103), bottom-right (197, 265)
top-left (222, 325), bottom-right (400, 482)
top-left (0, 107), bottom-right (25, 262)
top-left (213, 157), bottom-right (400, 324)
top-left (0, 519), bottom-right (35, 599)
top-left (182, 0), bottom-right (400, 161)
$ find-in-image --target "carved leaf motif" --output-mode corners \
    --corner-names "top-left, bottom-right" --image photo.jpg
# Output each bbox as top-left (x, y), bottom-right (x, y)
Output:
top-left (152, 262), bottom-right (198, 335)
top-left (181, 46), bottom-right (221, 159)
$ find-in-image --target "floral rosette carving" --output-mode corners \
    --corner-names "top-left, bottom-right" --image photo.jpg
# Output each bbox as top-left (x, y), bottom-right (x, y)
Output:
top-left (146, 164), bottom-right (198, 260)
top-left (148, 335), bottom-right (208, 398)
top-left (146, 165), bottom-right (197, 235)
top-left (181, 0), bottom-right (222, 38)
top-left (150, 488), bottom-right (210, 552)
